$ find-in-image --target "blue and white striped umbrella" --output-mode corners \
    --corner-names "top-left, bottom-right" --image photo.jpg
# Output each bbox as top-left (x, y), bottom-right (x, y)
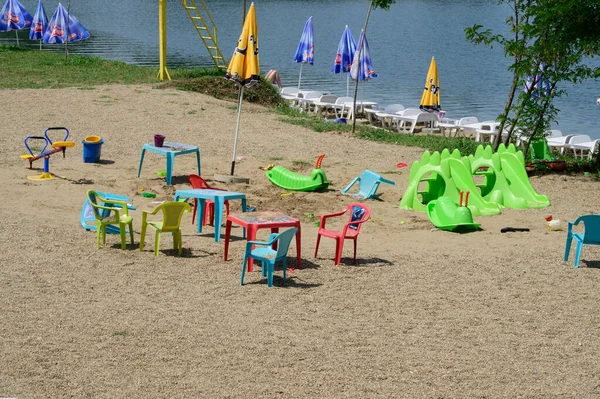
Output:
top-left (332, 25), bottom-right (357, 96)
top-left (0, 0), bottom-right (32, 45)
top-left (29, 0), bottom-right (47, 48)
top-left (293, 16), bottom-right (314, 94)
top-left (43, 2), bottom-right (89, 45)
top-left (350, 30), bottom-right (377, 82)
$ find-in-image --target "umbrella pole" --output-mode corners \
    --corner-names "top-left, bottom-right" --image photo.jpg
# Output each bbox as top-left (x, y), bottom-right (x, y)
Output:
top-left (231, 86), bottom-right (244, 176)
top-left (15, 31), bottom-right (19, 46)
top-left (297, 64), bottom-right (303, 96)
top-left (346, 74), bottom-right (350, 97)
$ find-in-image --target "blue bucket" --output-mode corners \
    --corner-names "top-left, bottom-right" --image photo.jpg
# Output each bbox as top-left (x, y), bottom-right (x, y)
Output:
top-left (82, 136), bottom-right (104, 163)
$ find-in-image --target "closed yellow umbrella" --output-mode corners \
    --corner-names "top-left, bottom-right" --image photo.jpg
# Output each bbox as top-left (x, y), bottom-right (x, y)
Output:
top-left (419, 56), bottom-right (441, 112)
top-left (224, 2), bottom-right (260, 176)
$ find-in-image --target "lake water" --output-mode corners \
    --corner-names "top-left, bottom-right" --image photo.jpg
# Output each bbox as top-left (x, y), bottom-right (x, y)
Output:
top-left (2, 0), bottom-right (598, 139)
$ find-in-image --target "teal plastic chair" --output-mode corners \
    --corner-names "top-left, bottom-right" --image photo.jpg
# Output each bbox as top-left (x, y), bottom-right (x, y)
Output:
top-left (564, 214), bottom-right (600, 268)
top-left (341, 170), bottom-right (396, 199)
top-left (240, 227), bottom-right (298, 287)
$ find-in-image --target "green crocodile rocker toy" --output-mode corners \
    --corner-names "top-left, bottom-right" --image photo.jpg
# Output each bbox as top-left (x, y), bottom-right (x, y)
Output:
top-left (266, 154), bottom-right (329, 192)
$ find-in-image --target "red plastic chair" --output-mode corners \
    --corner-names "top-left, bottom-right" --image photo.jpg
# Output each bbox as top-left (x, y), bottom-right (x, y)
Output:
top-left (188, 174), bottom-right (230, 226)
top-left (314, 203), bottom-right (371, 265)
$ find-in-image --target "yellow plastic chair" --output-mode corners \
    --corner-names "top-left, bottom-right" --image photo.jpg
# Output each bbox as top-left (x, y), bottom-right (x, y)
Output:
top-left (140, 201), bottom-right (191, 256)
top-left (87, 190), bottom-right (134, 250)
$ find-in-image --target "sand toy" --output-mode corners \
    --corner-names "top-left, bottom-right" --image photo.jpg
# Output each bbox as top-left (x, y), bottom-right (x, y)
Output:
top-left (427, 191), bottom-right (480, 232)
top-left (266, 154), bottom-right (329, 192)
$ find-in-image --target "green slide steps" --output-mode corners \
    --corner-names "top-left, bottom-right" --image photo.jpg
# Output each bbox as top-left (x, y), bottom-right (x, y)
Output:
top-left (266, 166), bottom-right (329, 192)
top-left (427, 196), bottom-right (480, 232)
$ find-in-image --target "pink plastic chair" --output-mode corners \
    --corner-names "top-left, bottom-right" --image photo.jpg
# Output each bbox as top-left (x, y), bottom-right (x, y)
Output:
top-left (188, 174), bottom-right (230, 226)
top-left (314, 203), bottom-right (371, 265)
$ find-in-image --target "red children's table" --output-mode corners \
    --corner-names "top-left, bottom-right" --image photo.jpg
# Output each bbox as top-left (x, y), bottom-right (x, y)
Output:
top-left (224, 211), bottom-right (302, 272)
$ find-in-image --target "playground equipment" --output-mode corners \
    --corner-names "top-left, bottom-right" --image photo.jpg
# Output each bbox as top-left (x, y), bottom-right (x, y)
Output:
top-left (158, 0), bottom-right (227, 80)
top-left (20, 127), bottom-right (75, 180)
top-left (400, 144), bottom-right (550, 216)
top-left (427, 191), bottom-right (480, 232)
top-left (266, 154), bottom-right (329, 192)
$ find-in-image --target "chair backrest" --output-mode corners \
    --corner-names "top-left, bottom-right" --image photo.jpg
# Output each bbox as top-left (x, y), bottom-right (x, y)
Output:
top-left (153, 202), bottom-right (191, 232)
top-left (399, 108), bottom-right (422, 117)
top-left (568, 135), bottom-right (591, 145)
top-left (546, 129), bottom-right (562, 138)
top-left (280, 87), bottom-right (299, 96)
top-left (87, 190), bottom-right (103, 220)
top-left (274, 227), bottom-right (298, 258)
top-left (318, 94), bottom-right (338, 104)
top-left (334, 96), bottom-right (354, 105)
top-left (346, 203), bottom-right (371, 231)
top-left (189, 174), bottom-right (211, 189)
top-left (302, 91), bottom-right (323, 100)
top-left (384, 104), bottom-right (405, 114)
top-left (458, 116), bottom-right (479, 126)
top-left (575, 215), bottom-right (600, 245)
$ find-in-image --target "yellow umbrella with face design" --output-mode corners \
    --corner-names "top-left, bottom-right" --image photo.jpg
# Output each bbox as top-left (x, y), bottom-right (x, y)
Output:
top-left (419, 56), bottom-right (441, 112)
top-left (224, 2), bottom-right (260, 176)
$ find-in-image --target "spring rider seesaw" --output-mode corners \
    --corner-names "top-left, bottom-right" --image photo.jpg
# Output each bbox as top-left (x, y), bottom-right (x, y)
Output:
top-left (20, 127), bottom-right (76, 180)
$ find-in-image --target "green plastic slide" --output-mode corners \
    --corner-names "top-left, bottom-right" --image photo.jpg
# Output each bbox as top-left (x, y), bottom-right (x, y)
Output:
top-left (399, 149), bottom-right (501, 216)
top-left (427, 196), bottom-right (480, 232)
top-left (266, 166), bottom-right (329, 191)
top-left (498, 150), bottom-right (550, 208)
top-left (400, 144), bottom-right (550, 214)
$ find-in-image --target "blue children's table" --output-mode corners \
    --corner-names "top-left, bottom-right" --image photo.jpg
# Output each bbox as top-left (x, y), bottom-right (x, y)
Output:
top-left (137, 142), bottom-right (201, 185)
top-left (174, 189), bottom-right (247, 242)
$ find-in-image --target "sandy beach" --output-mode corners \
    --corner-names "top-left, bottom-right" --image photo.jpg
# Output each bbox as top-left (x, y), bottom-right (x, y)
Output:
top-left (1, 84), bottom-right (599, 398)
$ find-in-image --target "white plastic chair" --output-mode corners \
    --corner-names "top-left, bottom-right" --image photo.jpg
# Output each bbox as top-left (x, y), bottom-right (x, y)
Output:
top-left (548, 134), bottom-right (591, 155)
top-left (280, 88), bottom-right (301, 108)
top-left (393, 108), bottom-right (439, 133)
top-left (569, 138), bottom-right (600, 159)
top-left (332, 97), bottom-right (355, 119)
top-left (297, 91), bottom-right (323, 113)
top-left (375, 104), bottom-right (405, 128)
top-left (312, 94), bottom-right (339, 116)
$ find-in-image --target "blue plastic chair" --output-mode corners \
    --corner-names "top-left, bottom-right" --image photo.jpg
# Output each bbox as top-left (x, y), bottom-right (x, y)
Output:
top-left (341, 170), bottom-right (396, 199)
top-left (240, 227), bottom-right (298, 287)
top-left (564, 214), bottom-right (600, 268)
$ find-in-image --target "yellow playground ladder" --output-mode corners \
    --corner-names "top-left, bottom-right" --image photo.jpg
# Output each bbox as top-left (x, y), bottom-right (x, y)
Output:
top-left (180, 0), bottom-right (228, 70)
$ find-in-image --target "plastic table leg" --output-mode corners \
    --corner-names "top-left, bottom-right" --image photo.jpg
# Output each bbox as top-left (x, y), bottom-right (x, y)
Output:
top-left (137, 148), bottom-right (146, 178)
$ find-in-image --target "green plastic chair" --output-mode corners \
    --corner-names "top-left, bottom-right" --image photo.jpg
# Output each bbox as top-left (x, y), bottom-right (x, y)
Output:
top-left (240, 227), bottom-right (298, 287)
top-left (87, 190), bottom-right (134, 250)
top-left (564, 214), bottom-right (600, 268)
top-left (140, 201), bottom-right (191, 256)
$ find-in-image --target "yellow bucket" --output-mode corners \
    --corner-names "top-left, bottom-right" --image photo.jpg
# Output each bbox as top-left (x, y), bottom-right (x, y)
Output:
top-left (84, 135), bottom-right (102, 143)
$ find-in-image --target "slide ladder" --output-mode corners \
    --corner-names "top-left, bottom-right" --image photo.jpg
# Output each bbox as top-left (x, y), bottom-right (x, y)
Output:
top-left (180, 0), bottom-right (228, 70)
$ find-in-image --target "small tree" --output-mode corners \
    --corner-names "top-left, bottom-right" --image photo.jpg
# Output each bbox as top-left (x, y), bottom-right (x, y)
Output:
top-left (351, 0), bottom-right (396, 133)
top-left (466, 0), bottom-right (600, 158)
